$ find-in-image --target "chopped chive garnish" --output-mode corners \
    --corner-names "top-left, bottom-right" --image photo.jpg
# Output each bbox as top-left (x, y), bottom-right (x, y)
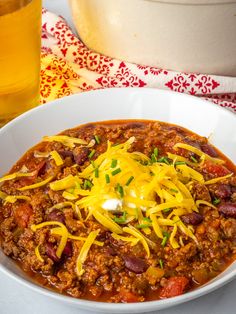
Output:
top-left (154, 148), bottom-right (159, 157)
top-left (143, 217), bottom-right (152, 223)
top-left (190, 156), bottom-right (198, 163)
top-left (91, 160), bottom-right (96, 168)
top-left (175, 161), bottom-right (186, 165)
top-left (161, 232), bottom-right (170, 247)
top-left (84, 179), bottom-right (93, 189)
top-left (114, 211), bottom-right (126, 224)
top-left (105, 174), bottom-right (110, 184)
top-left (87, 180), bottom-right (93, 188)
top-left (136, 223), bottom-right (151, 229)
top-left (111, 168), bottom-right (121, 176)
top-left (88, 149), bottom-right (96, 159)
top-left (163, 208), bottom-right (171, 213)
top-left (157, 157), bottom-right (170, 165)
top-left (213, 198), bottom-right (221, 205)
top-left (170, 188), bottom-right (178, 193)
top-left (126, 176), bottom-right (134, 186)
top-left (111, 143), bottom-right (120, 147)
top-left (111, 159), bottom-right (118, 168)
top-left (94, 168), bottom-right (99, 178)
top-left (163, 231), bottom-right (170, 237)
top-left (116, 183), bottom-right (124, 197)
top-left (159, 259), bottom-right (164, 269)
top-left (94, 135), bottom-right (100, 144)
top-left (151, 153), bottom-right (157, 163)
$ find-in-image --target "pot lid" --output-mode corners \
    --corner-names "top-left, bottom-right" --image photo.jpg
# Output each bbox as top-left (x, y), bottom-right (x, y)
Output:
top-left (144, 0), bottom-right (236, 4)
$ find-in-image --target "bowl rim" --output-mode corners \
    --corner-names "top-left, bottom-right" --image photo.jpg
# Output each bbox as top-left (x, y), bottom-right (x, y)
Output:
top-left (143, 0), bottom-right (236, 5)
top-left (1, 87), bottom-right (235, 135)
top-left (0, 87), bottom-right (236, 312)
top-left (0, 261), bottom-right (236, 312)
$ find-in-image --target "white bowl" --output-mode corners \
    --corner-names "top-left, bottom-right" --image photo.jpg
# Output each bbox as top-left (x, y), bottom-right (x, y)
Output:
top-left (69, 0), bottom-right (236, 76)
top-left (0, 88), bottom-right (236, 313)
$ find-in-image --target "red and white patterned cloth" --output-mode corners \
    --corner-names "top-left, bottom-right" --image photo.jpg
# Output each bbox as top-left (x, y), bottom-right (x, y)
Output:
top-left (41, 9), bottom-right (236, 113)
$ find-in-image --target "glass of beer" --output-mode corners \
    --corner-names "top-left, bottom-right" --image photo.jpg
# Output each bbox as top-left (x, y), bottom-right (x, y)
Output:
top-left (0, 0), bottom-right (42, 127)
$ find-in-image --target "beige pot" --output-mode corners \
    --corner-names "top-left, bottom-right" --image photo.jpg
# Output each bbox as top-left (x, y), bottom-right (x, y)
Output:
top-left (69, 0), bottom-right (236, 76)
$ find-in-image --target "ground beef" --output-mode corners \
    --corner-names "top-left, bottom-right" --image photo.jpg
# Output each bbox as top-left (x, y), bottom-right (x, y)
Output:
top-left (0, 120), bottom-right (235, 303)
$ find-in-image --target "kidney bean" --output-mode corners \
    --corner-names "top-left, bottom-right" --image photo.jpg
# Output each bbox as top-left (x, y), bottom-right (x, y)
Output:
top-left (58, 150), bottom-right (74, 160)
top-left (214, 184), bottom-right (232, 199)
top-left (73, 147), bottom-right (90, 166)
top-left (47, 209), bottom-right (65, 224)
top-left (123, 255), bottom-right (148, 274)
top-left (46, 240), bottom-right (72, 262)
top-left (218, 203), bottom-right (236, 218)
top-left (45, 242), bottom-right (60, 262)
top-left (181, 212), bottom-right (203, 225)
top-left (201, 144), bottom-right (218, 157)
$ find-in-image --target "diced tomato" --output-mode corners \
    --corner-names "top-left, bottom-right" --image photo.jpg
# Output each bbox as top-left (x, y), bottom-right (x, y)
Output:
top-left (14, 203), bottom-right (33, 228)
top-left (202, 160), bottom-right (230, 178)
top-left (118, 288), bottom-right (140, 303)
top-left (159, 277), bottom-right (189, 299)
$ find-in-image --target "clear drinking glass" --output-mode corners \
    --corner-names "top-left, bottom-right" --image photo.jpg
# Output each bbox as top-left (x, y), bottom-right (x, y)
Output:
top-left (0, 0), bottom-right (42, 127)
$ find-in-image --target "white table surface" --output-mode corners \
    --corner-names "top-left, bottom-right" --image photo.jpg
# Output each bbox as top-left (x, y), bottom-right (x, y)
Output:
top-left (0, 0), bottom-right (236, 313)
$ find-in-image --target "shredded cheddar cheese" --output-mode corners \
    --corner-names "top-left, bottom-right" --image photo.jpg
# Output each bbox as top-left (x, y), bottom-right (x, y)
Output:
top-left (31, 221), bottom-right (68, 258)
top-left (4, 195), bottom-right (31, 204)
top-left (0, 191), bottom-right (7, 200)
top-left (150, 214), bottom-right (163, 239)
top-left (167, 152), bottom-right (196, 168)
top-left (51, 227), bottom-right (103, 246)
top-left (50, 175), bottom-right (80, 191)
top-left (0, 191), bottom-right (31, 204)
top-left (111, 233), bottom-right (139, 246)
top-left (204, 173), bottom-right (233, 185)
top-left (50, 150), bottom-right (64, 166)
top-left (76, 230), bottom-right (100, 276)
top-left (176, 164), bottom-right (204, 183)
top-left (93, 211), bottom-right (123, 234)
top-left (53, 137), bottom-right (225, 250)
top-left (0, 170), bottom-right (37, 183)
top-left (7, 137), bottom-right (230, 265)
top-left (32, 221), bottom-right (103, 262)
top-left (174, 143), bottom-right (224, 164)
top-left (123, 226), bottom-right (151, 257)
top-left (62, 191), bottom-right (79, 200)
top-left (43, 135), bottom-right (87, 148)
top-left (18, 176), bottom-right (53, 191)
top-left (35, 245), bottom-right (44, 263)
top-left (196, 200), bottom-right (217, 209)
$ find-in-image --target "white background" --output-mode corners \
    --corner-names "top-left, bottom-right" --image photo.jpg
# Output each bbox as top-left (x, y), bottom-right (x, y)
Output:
top-left (0, 0), bottom-right (236, 313)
